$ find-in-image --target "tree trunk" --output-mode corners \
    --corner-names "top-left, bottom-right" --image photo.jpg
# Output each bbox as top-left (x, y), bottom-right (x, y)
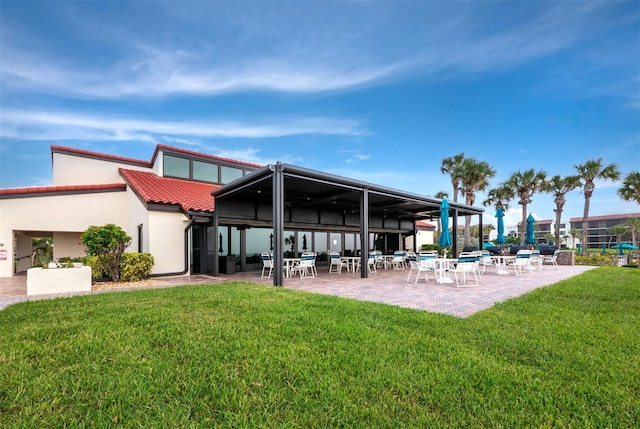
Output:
top-left (581, 195), bottom-right (591, 255)
top-left (520, 204), bottom-right (528, 245)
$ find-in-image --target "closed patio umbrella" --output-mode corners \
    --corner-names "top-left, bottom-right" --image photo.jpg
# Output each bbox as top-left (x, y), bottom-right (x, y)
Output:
top-left (495, 207), bottom-right (506, 245)
top-left (438, 198), bottom-right (452, 250)
top-left (525, 214), bottom-right (536, 245)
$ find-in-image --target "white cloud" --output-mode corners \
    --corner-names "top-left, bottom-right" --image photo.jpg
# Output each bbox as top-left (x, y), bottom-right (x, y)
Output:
top-left (0, 109), bottom-right (367, 142)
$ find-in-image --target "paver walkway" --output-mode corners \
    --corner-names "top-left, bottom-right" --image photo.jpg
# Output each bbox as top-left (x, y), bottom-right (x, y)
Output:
top-left (1, 264), bottom-right (596, 317)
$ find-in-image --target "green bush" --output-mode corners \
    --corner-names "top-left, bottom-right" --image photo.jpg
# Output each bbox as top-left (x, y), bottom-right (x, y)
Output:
top-left (84, 255), bottom-right (109, 280)
top-left (81, 224), bottom-right (131, 282)
top-left (420, 244), bottom-right (443, 254)
top-left (120, 253), bottom-right (154, 282)
top-left (575, 254), bottom-right (618, 266)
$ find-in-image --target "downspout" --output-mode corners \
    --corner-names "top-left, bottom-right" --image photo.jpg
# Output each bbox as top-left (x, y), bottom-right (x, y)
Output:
top-left (150, 217), bottom-right (195, 277)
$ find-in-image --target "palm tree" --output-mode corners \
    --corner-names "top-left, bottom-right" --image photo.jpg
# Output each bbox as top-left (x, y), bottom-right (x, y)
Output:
top-left (504, 169), bottom-right (547, 245)
top-left (626, 218), bottom-right (640, 248)
top-left (569, 228), bottom-right (582, 249)
top-left (608, 224), bottom-right (629, 248)
top-left (541, 174), bottom-right (581, 246)
top-left (482, 185), bottom-right (514, 211)
top-left (440, 153), bottom-right (465, 203)
top-left (574, 158), bottom-right (621, 254)
top-left (459, 157), bottom-right (496, 246)
top-left (618, 171), bottom-right (640, 205)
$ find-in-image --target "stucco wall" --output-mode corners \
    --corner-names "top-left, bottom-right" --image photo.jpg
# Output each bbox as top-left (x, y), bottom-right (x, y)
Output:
top-left (53, 152), bottom-right (152, 186)
top-left (148, 211), bottom-right (189, 275)
top-left (0, 190), bottom-right (128, 277)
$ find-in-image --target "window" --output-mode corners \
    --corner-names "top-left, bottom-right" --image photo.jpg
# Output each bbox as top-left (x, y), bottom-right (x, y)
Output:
top-left (164, 155), bottom-right (189, 179)
top-left (221, 165), bottom-right (243, 184)
top-left (193, 160), bottom-right (218, 182)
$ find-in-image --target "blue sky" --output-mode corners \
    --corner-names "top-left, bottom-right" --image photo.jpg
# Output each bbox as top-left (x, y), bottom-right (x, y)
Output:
top-left (1, 1), bottom-right (638, 227)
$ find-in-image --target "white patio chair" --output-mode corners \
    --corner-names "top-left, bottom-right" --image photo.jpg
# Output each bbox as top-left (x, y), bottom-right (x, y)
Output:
top-left (529, 250), bottom-right (542, 271)
top-left (450, 252), bottom-right (479, 287)
top-left (328, 251), bottom-right (348, 274)
top-left (355, 253), bottom-right (377, 273)
top-left (392, 250), bottom-right (406, 270)
top-left (290, 252), bottom-right (316, 278)
top-left (406, 258), bottom-right (433, 284)
top-left (260, 252), bottom-right (273, 278)
top-left (479, 250), bottom-right (495, 275)
top-left (542, 249), bottom-right (559, 269)
top-left (512, 250), bottom-right (533, 276)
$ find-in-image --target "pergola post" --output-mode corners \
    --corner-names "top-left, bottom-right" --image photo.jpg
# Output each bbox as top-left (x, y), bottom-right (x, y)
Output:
top-left (272, 162), bottom-right (285, 286)
top-left (360, 188), bottom-right (369, 278)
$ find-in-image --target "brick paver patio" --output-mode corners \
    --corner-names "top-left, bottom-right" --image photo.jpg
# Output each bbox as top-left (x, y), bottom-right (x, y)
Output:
top-left (0, 264), bottom-right (596, 317)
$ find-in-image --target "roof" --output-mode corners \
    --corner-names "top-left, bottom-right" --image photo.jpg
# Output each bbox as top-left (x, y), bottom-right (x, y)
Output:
top-left (52, 143), bottom-right (263, 170)
top-left (119, 169), bottom-right (218, 213)
top-left (213, 162), bottom-right (484, 222)
top-left (0, 183), bottom-right (126, 198)
top-left (51, 145), bottom-right (152, 167)
top-left (569, 213), bottom-right (640, 223)
top-left (416, 220), bottom-right (436, 229)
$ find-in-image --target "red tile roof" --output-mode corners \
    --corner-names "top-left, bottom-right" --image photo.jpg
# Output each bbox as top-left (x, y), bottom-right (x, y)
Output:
top-left (119, 169), bottom-right (219, 213)
top-left (51, 145), bottom-right (152, 167)
top-left (0, 183), bottom-right (126, 197)
top-left (416, 220), bottom-right (436, 228)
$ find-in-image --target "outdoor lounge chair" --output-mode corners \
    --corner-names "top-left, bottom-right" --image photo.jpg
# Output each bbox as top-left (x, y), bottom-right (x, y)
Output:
top-left (406, 253), bottom-right (435, 284)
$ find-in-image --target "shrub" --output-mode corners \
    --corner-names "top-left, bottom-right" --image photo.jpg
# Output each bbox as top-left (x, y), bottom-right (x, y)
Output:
top-left (420, 244), bottom-right (443, 254)
top-left (575, 254), bottom-right (618, 266)
top-left (81, 224), bottom-right (131, 282)
top-left (120, 253), bottom-right (154, 282)
top-left (84, 255), bottom-right (109, 280)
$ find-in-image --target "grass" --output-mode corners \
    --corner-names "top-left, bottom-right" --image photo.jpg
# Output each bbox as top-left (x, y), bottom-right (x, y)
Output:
top-left (1, 267), bottom-right (639, 428)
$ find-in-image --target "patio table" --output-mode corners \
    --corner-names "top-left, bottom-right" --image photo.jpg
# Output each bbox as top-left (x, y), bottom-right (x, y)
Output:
top-left (491, 255), bottom-right (514, 275)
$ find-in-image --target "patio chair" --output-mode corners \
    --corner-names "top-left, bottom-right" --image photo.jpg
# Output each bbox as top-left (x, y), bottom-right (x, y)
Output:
top-left (261, 252), bottom-right (273, 278)
top-left (328, 251), bottom-right (348, 274)
top-left (406, 255), bottom-right (435, 284)
top-left (529, 250), bottom-right (542, 271)
top-left (450, 252), bottom-right (479, 287)
top-left (512, 250), bottom-right (533, 276)
top-left (479, 250), bottom-right (495, 275)
top-left (542, 249), bottom-right (559, 269)
top-left (290, 252), bottom-right (316, 278)
top-left (392, 250), bottom-right (406, 270)
top-left (355, 253), bottom-right (377, 273)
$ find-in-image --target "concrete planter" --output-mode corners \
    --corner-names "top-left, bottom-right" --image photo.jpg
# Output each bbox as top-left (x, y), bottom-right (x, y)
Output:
top-left (27, 266), bottom-right (92, 296)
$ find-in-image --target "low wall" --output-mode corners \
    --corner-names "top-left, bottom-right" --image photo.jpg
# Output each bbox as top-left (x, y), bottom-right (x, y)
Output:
top-left (27, 266), bottom-right (92, 296)
top-left (556, 251), bottom-right (575, 266)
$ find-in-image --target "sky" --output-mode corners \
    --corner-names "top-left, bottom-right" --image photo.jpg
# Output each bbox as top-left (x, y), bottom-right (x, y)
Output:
top-left (1, 0), bottom-right (639, 227)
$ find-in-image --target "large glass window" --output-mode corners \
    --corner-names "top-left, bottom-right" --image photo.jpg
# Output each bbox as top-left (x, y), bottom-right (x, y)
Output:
top-left (330, 233), bottom-right (342, 252)
top-left (164, 155), bottom-right (189, 179)
top-left (315, 233), bottom-right (328, 253)
top-left (221, 165), bottom-right (243, 184)
top-left (193, 160), bottom-right (218, 183)
top-left (246, 228), bottom-right (273, 255)
top-left (298, 231), bottom-right (312, 253)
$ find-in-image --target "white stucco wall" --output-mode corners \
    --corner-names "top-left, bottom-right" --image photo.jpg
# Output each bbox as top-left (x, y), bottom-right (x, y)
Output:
top-left (0, 190), bottom-right (128, 277)
top-left (126, 189), bottom-right (150, 254)
top-left (148, 210), bottom-right (189, 275)
top-left (53, 232), bottom-right (85, 260)
top-left (53, 152), bottom-right (152, 186)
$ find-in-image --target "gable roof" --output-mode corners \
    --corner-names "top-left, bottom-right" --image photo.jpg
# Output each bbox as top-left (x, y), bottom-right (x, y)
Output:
top-left (0, 183), bottom-right (126, 199)
top-left (119, 169), bottom-right (218, 213)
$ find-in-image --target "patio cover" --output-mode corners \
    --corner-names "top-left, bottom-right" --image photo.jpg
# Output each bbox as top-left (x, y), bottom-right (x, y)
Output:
top-left (212, 162), bottom-right (484, 285)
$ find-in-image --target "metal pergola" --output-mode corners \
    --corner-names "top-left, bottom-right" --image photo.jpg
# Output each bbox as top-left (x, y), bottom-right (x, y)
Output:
top-left (211, 162), bottom-right (484, 286)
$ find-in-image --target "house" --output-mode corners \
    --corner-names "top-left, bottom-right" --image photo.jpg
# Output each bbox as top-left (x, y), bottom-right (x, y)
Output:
top-left (0, 144), bottom-right (260, 278)
top-left (1, 144), bottom-right (485, 282)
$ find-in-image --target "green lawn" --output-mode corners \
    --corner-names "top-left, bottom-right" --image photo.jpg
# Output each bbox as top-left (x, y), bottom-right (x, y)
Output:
top-left (1, 267), bottom-right (638, 427)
